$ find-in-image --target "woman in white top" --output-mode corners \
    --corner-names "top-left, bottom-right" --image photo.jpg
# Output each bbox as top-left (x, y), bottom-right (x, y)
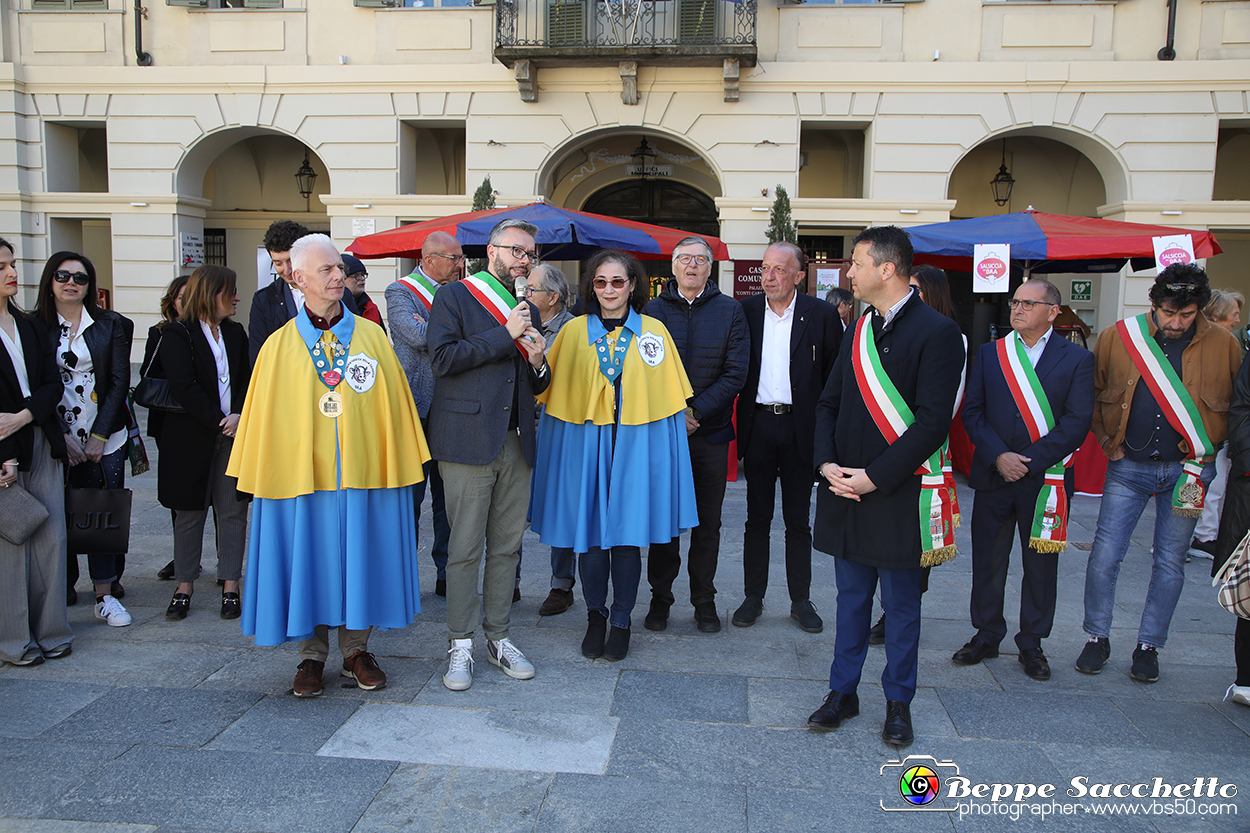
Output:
top-left (33, 252), bottom-right (134, 627)
top-left (0, 236), bottom-right (74, 665)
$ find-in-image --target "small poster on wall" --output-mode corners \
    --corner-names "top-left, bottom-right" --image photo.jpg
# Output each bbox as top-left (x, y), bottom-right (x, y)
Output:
top-left (733, 260), bottom-right (763, 300)
top-left (1152, 234), bottom-right (1194, 272)
top-left (973, 243), bottom-right (1010, 293)
top-left (815, 268), bottom-right (840, 294)
top-left (180, 232), bottom-right (204, 269)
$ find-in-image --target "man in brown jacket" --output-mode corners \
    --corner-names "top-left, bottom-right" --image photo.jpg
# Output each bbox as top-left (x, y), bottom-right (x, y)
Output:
top-left (1077, 264), bottom-right (1241, 684)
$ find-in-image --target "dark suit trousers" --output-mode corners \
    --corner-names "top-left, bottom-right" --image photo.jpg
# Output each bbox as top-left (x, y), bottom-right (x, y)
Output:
top-left (829, 558), bottom-right (923, 703)
top-left (969, 479), bottom-right (1062, 650)
top-left (648, 435), bottom-right (728, 607)
top-left (742, 410), bottom-right (813, 602)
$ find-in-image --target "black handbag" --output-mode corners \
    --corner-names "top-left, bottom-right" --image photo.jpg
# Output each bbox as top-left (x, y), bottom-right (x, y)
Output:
top-left (65, 474), bottom-right (132, 555)
top-left (133, 327), bottom-right (186, 414)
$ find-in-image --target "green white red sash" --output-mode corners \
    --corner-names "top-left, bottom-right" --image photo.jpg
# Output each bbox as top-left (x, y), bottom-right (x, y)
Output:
top-left (851, 316), bottom-right (956, 566)
top-left (397, 272), bottom-right (438, 311)
top-left (996, 331), bottom-right (1071, 552)
top-left (463, 271), bottom-right (526, 356)
top-left (1115, 313), bottom-right (1213, 517)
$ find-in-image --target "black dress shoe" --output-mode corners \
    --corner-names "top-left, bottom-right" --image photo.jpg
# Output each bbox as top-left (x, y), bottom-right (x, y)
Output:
top-left (694, 602), bottom-right (721, 634)
top-left (882, 700), bottom-right (914, 747)
top-left (868, 614), bottom-right (886, 645)
top-left (1018, 646), bottom-right (1051, 680)
top-left (790, 600), bottom-right (823, 634)
top-left (221, 592), bottom-right (241, 620)
top-left (643, 600), bottom-right (669, 632)
top-left (952, 636), bottom-right (999, 666)
top-left (807, 690), bottom-right (859, 731)
top-left (582, 611), bottom-right (607, 659)
top-left (731, 597), bottom-right (763, 627)
top-left (435, 579), bottom-right (447, 597)
top-left (110, 581), bottom-right (125, 600)
top-left (157, 560), bottom-right (176, 580)
top-left (166, 593), bottom-right (191, 620)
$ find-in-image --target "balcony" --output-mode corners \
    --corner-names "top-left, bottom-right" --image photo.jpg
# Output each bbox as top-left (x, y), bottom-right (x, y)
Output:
top-left (494, 0), bottom-right (756, 101)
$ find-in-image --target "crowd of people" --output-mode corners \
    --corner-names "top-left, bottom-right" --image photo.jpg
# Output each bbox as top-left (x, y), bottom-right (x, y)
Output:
top-left (2, 217), bottom-right (1249, 749)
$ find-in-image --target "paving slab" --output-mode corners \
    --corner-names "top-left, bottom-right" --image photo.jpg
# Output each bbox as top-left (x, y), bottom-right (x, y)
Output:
top-left (40, 686), bottom-right (262, 747)
top-left (538, 773), bottom-right (746, 833)
top-left (610, 669), bottom-right (748, 723)
top-left (318, 704), bottom-right (619, 775)
top-left (1112, 697), bottom-right (1250, 754)
top-left (351, 764), bottom-right (552, 833)
top-left (0, 640), bottom-right (244, 689)
top-left (0, 823), bottom-right (156, 833)
top-left (206, 693), bottom-right (364, 754)
top-left (937, 688), bottom-right (1148, 747)
top-left (413, 659), bottom-right (620, 716)
top-left (747, 784), bottom-right (957, 833)
top-left (198, 650), bottom-right (442, 704)
top-left (48, 745), bottom-right (396, 832)
top-left (0, 679), bottom-right (114, 738)
top-left (0, 738), bottom-right (130, 819)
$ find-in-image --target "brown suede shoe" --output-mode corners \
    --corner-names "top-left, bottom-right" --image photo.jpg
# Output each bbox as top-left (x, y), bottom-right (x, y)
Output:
top-left (342, 650), bottom-right (387, 691)
top-left (539, 588), bottom-right (574, 616)
top-left (293, 659), bottom-right (325, 698)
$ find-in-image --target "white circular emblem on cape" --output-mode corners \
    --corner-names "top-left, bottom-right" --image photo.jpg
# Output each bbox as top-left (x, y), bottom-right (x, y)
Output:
top-left (636, 331), bottom-right (665, 368)
top-left (344, 352), bottom-right (378, 394)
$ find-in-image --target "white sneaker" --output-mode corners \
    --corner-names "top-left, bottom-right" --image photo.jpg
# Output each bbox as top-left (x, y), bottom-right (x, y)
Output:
top-left (487, 637), bottom-right (535, 680)
top-left (1225, 684), bottom-right (1250, 707)
top-left (443, 638), bottom-right (474, 691)
top-left (94, 595), bottom-right (132, 627)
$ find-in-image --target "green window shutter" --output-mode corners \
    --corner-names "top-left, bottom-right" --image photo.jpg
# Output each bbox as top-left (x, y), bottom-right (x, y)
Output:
top-left (32, 0), bottom-right (107, 8)
top-left (677, 0), bottom-right (715, 42)
top-left (242, 0), bottom-right (283, 8)
top-left (547, 0), bottom-right (585, 44)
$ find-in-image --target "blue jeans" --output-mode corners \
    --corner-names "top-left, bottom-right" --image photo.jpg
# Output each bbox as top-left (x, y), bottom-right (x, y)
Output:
top-left (413, 458), bottom-right (450, 582)
top-left (1082, 456), bottom-right (1214, 649)
top-left (579, 546), bottom-right (641, 630)
top-left (551, 547), bottom-right (576, 591)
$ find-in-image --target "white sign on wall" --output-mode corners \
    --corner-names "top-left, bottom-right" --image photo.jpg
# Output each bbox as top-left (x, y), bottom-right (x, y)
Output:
top-left (352, 218), bottom-right (376, 237)
top-left (180, 232), bottom-right (204, 269)
top-left (1152, 234), bottom-right (1194, 273)
top-left (816, 268), bottom-right (840, 293)
top-left (257, 245), bottom-right (276, 287)
top-left (973, 243), bottom-right (1011, 293)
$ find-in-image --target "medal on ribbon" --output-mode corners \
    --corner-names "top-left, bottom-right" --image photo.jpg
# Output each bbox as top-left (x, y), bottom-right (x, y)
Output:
top-left (308, 333), bottom-right (348, 418)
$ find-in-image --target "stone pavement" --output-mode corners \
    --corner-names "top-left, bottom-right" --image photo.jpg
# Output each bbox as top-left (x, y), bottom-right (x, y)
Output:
top-left (3, 441), bottom-right (1249, 832)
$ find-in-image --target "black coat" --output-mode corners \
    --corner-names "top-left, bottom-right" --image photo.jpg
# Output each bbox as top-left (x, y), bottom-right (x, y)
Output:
top-left (45, 307), bottom-right (133, 442)
top-left (812, 293), bottom-right (965, 569)
top-left (248, 278), bottom-right (358, 366)
top-left (735, 291), bottom-right (842, 471)
top-left (645, 279), bottom-right (749, 442)
top-left (1214, 351), bottom-right (1250, 577)
top-left (139, 324), bottom-right (169, 440)
top-left (156, 319), bottom-right (250, 511)
top-left (0, 303), bottom-right (65, 468)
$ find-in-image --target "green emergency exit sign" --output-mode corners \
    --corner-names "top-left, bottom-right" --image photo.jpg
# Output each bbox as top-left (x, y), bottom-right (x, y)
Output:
top-left (1070, 280), bottom-right (1092, 302)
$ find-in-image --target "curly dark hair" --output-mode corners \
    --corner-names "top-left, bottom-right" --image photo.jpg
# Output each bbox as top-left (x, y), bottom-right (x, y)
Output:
top-left (580, 249), bottom-right (649, 315)
top-left (262, 220), bottom-right (310, 254)
top-left (1149, 263), bottom-right (1211, 311)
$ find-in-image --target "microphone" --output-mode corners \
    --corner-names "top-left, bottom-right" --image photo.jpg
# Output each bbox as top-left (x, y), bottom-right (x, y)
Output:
top-left (515, 276), bottom-right (528, 302)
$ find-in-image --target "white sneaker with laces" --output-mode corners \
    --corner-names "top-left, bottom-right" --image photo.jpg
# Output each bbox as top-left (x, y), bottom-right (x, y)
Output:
top-left (443, 638), bottom-right (474, 691)
top-left (94, 595), bottom-right (132, 627)
top-left (488, 637), bottom-right (535, 680)
top-left (1225, 684), bottom-right (1250, 707)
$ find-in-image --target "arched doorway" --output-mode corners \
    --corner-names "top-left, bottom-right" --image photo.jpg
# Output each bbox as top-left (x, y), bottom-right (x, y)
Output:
top-left (583, 179), bottom-right (720, 289)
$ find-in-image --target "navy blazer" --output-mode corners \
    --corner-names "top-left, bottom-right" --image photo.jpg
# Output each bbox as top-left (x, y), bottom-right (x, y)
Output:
top-left (962, 332), bottom-right (1095, 493)
top-left (248, 278), bottom-right (358, 365)
top-left (735, 292), bottom-right (842, 470)
top-left (426, 279), bottom-right (549, 467)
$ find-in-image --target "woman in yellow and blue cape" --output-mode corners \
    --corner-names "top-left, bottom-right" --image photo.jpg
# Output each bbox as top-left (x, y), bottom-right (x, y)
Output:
top-left (530, 249), bottom-right (698, 662)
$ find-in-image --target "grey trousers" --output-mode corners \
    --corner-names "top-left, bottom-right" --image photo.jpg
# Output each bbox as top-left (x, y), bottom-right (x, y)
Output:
top-left (0, 426), bottom-right (73, 663)
top-left (173, 435), bottom-right (248, 583)
top-left (440, 432), bottom-right (531, 642)
top-left (298, 625), bottom-right (372, 664)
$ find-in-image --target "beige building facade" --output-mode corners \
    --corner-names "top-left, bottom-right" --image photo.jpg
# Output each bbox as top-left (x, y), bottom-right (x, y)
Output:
top-left (3, 0), bottom-right (1250, 353)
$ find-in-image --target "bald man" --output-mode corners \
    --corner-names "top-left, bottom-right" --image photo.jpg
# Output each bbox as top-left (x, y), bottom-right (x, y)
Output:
top-left (386, 230), bottom-right (465, 596)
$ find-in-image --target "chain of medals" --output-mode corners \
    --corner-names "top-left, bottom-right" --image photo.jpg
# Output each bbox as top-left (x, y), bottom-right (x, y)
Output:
top-left (310, 332), bottom-right (348, 418)
top-left (595, 327), bottom-right (631, 383)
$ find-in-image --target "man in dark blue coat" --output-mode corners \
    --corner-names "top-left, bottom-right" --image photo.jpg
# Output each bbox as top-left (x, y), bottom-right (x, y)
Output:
top-left (644, 236), bottom-right (749, 634)
top-left (958, 279), bottom-right (1094, 681)
top-left (807, 226), bottom-right (964, 747)
top-left (732, 241), bottom-right (841, 633)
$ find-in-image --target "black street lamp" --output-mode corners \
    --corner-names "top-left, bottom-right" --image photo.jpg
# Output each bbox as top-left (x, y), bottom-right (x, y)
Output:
top-left (295, 151), bottom-right (318, 200)
top-left (990, 139), bottom-right (1015, 207)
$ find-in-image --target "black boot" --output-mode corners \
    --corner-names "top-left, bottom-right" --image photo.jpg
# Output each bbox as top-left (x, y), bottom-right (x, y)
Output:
top-left (582, 611), bottom-right (607, 659)
top-left (604, 625), bottom-right (630, 662)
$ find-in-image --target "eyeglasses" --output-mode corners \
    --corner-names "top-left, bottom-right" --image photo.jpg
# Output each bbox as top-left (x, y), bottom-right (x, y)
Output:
top-left (53, 270), bottom-right (90, 286)
top-left (61, 350), bottom-right (77, 369)
top-left (674, 253), bottom-right (710, 266)
top-left (348, 272), bottom-right (367, 279)
top-left (524, 287), bottom-right (551, 298)
top-left (1007, 298), bottom-right (1058, 312)
top-left (426, 253), bottom-right (466, 265)
top-left (500, 245), bottom-right (539, 263)
top-left (593, 277), bottom-right (630, 290)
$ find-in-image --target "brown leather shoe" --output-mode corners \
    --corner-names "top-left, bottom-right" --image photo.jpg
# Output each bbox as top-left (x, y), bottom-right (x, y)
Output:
top-left (293, 659), bottom-right (325, 698)
top-left (539, 588), bottom-right (574, 616)
top-left (342, 650), bottom-right (387, 691)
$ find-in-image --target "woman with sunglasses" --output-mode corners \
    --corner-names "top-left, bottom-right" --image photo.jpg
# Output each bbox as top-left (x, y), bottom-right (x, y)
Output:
top-left (157, 265), bottom-right (250, 621)
top-left (0, 237), bottom-right (74, 665)
top-left (528, 249), bottom-right (698, 662)
top-left (33, 252), bottom-right (134, 627)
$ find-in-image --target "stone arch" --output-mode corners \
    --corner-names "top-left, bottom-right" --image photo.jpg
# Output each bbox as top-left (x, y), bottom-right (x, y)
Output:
top-left (175, 125), bottom-right (330, 210)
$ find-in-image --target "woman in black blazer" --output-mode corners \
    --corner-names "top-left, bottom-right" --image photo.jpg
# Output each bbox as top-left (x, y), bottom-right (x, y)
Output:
top-left (33, 252), bottom-right (135, 622)
top-left (158, 265), bottom-right (250, 621)
top-left (0, 236), bottom-right (74, 665)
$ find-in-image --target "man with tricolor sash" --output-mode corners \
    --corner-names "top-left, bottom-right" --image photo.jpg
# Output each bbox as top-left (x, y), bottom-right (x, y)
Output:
top-left (1079, 264), bottom-right (1240, 684)
top-left (427, 218), bottom-right (550, 692)
top-left (959, 279), bottom-right (1094, 682)
top-left (386, 230), bottom-right (464, 598)
top-left (806, 226), bottom-right (964, 748)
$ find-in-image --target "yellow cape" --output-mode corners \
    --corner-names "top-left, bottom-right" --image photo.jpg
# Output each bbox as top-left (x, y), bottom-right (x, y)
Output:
top-left (537, 314), bottom-right (692, 426)
top-left (226, 316), bottom-right (429, 499)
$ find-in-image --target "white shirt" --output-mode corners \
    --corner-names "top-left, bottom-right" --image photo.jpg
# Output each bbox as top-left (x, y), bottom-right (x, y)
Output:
top-left (288, 283), bottom-right (306, 313)
top-left (200, 320), bottom-right (232, 418)
top-left (876, 287), bottom-right (916, 329)
top-left (0, 319), bottom-right (29, 398)
top-left (1020, 326), bottom-right (1053, 368)
top-left (756, 292), bottom-right (796, 405)
top-left (57, 308), bottom-right (126, 455)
